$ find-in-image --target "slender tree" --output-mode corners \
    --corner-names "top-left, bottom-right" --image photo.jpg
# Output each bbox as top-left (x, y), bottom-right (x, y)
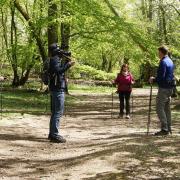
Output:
top-left (61, 0), bottom-right (71, 51)
top-left (48, 0), bottom-right (58, 49)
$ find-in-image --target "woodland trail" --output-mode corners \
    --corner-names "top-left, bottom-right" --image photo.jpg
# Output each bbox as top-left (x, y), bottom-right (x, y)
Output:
top-left (0, 89), bottom-right (180, 180)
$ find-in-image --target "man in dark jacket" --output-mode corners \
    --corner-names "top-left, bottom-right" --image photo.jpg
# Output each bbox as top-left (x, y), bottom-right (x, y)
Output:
top-left (48, 43), bottom-right (75, 143)
top-left (149, 45), bottom-right (174, 136)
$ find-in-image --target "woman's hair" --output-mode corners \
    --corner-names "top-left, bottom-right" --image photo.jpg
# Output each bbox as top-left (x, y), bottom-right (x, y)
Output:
top-left (120, 64), bottom-right (129, 74)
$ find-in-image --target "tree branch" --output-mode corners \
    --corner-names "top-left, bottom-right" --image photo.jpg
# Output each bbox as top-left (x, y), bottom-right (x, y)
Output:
top-left (70, 29), bottom-right (115, 37)
top-left (14, 0), bottom-right (47, 62)
top-left (167, 4), bottom-right (180, 16)
top-left (104, 0), bottom-right (150, 52)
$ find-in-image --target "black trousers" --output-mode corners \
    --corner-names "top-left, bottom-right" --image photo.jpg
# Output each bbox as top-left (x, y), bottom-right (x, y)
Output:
top-left (118, 91), bottom-right (131, 115)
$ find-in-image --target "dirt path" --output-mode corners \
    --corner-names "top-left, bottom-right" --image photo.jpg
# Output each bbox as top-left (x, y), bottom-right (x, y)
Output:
top-left (0, 89), bottom-right (180, 180)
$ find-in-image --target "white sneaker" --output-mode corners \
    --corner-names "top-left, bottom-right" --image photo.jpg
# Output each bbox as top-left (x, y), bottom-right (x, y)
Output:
top-left (126, 115), bottom-right (130, 119)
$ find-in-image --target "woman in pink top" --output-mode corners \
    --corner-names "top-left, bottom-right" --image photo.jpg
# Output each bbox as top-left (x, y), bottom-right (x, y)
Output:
top-left (114, 64), bottom-right (134, 119)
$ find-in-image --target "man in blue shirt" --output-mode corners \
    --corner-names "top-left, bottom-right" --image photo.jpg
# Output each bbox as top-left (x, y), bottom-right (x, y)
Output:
top-left (149, 46), bottom-right (174, 136)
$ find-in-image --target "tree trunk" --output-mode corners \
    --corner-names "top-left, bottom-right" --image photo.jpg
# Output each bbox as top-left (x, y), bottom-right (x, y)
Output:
top-left (48, 0), bottom-right (58, 50)
top-left (1, 8), bottom-right (12, 64)
top-left (101, 51), bottom-right (107, 71)
top-left (107, 59), bottom-right (112, 73)
top-left (158, 0), bottom-right (168, 44)
top-left (160, 3), bottom-right (168, 44)
top-left (61, 22), bottom-right (70, 50)
top-left (148, 0), bottom-right (153, 21)
top-left (141, 0), bottom-right (147, 18)
top-left (10, 4), bottom-right (20, 86)
top-left (12, 0), bottom-right (48, 87)
top-left (61, 0), bottom-right (70, 51)
top-left (19, 66), bottom-right (33, 86)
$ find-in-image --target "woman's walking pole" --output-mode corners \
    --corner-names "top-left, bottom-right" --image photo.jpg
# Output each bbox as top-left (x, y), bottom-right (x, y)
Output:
top-left (111, 87), bottom-right (114, 118)
top-left (131, 92), bottom-right (133, 120)
top-left (0, 77), bottom-right (5, 121)
top-left (147, 84), bottom-right (153, 135)
top-left (0, 80), bottom-right (2, 121)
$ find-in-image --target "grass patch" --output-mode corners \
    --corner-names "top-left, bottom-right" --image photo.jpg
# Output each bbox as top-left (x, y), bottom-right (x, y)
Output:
top-left (1, 89), bottom-right (78, 115)
top-left (69, 84), bottom-right (114, 94)
top-left (1, 84), bottom-right (179, 115)
top-left (1, 83), bottom-right (113, 115)
top-left (2, 90), bottom-right (50, 113)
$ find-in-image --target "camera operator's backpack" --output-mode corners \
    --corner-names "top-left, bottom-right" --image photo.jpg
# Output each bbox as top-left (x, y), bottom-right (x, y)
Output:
top-left (171, 78), bottom-right (178, 98)
top-left (41, 58), bottom-right (50, 85)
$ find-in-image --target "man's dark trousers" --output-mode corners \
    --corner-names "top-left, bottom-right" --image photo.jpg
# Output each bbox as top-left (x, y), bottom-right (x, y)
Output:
top-left (49, 90), bottom-right (65, 138)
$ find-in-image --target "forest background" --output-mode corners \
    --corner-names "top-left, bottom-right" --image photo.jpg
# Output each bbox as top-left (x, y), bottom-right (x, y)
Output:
top-left (0, 0), bottom-right (179, 87)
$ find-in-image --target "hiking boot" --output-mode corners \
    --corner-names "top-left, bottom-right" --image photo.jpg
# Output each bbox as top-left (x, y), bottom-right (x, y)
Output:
top-left (48, 134), bottom-right (58, 140)
top-left (48, 134), bottom-right (51, 140)
top-left (125, 115), bottom-right (130, 119)
top-left (154, 130), bottom-right (169, 136)
top-left (50, 135), bottom-right (66, 143)
top-left (118, 114), bottom-right (123, 119)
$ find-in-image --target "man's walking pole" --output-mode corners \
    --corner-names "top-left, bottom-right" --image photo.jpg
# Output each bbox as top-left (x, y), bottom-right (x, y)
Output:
top-left (147, 84), bottom-right (153, 135)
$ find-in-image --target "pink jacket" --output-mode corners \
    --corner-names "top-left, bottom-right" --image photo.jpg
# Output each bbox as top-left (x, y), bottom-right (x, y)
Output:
top-left (114, 72), bottom-right (134, 92)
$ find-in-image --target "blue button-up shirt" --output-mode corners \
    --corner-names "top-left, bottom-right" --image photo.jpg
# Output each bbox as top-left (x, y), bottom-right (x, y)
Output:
top-left (155, 55), bottom-right (174, 89)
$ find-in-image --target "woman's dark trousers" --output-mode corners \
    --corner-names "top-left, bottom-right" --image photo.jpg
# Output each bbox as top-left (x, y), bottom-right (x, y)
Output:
top-left (119, 91), bottom-right (131, 116)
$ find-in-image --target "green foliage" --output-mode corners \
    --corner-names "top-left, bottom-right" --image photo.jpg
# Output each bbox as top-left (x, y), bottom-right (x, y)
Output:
top-left (70, 0), bottom-right (158, 69)
top-left (69, 63), bottom-right (116, 81)
top-left (0, 0), bottom-right (179, 85)
top-left (15, 42), bottom-right (37, 68)
top-left (0, 0), bottom-right (9, 6)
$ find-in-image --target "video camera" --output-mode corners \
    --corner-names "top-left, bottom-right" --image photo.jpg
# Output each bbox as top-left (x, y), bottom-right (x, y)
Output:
top-left (56, 47), bottom-right (71, 59)
top-left (49, 43), bottom-right (71, 60)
